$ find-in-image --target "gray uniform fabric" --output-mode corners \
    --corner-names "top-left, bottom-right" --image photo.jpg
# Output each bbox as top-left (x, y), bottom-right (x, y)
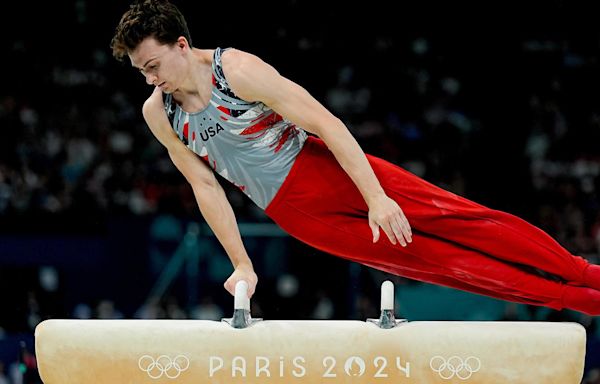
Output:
top-left (164, 47), bottom-right (307, 209)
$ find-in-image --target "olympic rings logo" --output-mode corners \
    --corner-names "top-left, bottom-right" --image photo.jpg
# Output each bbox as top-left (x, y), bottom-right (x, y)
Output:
top-left (138, 355), bottom-right (190, 379)
top-left (429, 355), bottom-right (481, 380)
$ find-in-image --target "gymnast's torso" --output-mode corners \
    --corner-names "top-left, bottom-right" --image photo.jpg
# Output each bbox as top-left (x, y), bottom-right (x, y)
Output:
top-left (163, 47), bottom-right (307, 209)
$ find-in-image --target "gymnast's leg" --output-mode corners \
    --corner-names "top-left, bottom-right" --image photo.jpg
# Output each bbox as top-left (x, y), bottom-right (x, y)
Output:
top-left (272, 198), bottom-right (600, 314)
top-left (367, 154), bottom-right (595, 289)
top-left (266, 137), bottom-right (600, 314)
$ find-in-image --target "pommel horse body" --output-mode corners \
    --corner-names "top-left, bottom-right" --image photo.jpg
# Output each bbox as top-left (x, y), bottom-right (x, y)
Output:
top-left (35, 281), bottom-right (586, 383)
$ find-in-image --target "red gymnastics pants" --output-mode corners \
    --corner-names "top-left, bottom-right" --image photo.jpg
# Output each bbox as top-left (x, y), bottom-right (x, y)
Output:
top-left (265, 137), bottom-right (600, 314)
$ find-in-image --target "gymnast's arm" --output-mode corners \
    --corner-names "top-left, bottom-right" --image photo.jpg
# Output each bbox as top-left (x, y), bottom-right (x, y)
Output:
top-left (222, 49), bottom-right (413, 247)
top-left (142, 88), bottom-right (258, 297)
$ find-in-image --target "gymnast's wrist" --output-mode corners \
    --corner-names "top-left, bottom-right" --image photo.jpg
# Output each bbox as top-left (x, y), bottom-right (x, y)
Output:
top-left (365, 189), bottom-right (386, 208)
top-left (234, 259), bottom-right (254, 271)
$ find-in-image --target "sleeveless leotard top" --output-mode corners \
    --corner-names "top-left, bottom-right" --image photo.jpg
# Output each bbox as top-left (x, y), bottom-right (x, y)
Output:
top-left (164, 47), bottom-right (307, 209)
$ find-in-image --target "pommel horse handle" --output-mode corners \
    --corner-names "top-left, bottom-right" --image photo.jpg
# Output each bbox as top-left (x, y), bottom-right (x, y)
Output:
top-left (223, 280), bottom-right (261, 328)
top-left (234, 280), bottom-right (250, 310)
top-left (381, 280), bottom-right (394, 310)
top-left (368, 280), bottom-right (407, 328)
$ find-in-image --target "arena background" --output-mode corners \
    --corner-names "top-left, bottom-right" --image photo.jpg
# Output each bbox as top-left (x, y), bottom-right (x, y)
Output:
top-left (1, 1), bottom-right (600, 382)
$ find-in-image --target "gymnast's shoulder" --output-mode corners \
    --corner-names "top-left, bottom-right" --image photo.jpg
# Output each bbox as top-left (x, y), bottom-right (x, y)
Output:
top-left (141, 87), bottom-right (177, 148)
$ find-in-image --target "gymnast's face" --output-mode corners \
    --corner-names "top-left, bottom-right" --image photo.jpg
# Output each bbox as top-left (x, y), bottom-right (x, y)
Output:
top-left (129, 36), bottom-right (190, 93)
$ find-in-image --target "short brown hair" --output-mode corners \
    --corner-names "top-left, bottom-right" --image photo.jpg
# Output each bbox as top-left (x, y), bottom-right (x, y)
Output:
top-left (110, 0), bottom-right (192, 62)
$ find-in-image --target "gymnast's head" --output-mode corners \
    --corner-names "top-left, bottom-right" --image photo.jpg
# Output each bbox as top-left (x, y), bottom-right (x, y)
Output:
top-left (111, 0), bottom-right (192, 61)
top-left (110, 0), bottom-right (193, 90)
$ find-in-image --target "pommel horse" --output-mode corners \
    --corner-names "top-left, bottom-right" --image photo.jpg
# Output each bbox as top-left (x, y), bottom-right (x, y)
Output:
top-left (35, 281), bottom-right (586, 383)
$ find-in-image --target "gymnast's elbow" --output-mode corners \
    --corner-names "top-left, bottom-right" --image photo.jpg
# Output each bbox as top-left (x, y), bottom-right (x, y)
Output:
top-left (168, 147), bottom-right (218, 190)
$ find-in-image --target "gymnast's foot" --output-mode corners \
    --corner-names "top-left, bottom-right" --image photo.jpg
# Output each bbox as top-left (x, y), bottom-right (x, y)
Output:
top-left (562, 286), bottom-right (600, 316)
top-left (583, 264), bottom-right (600, 291)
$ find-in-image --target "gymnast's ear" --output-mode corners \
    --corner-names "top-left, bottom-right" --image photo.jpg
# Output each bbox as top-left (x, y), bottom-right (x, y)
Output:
top-left (176, 36), bottom-right (189, 50)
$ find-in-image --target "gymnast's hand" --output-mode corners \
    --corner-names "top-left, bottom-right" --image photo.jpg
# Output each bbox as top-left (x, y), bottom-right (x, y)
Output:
top-left (224, 263), bottom-right (258, 298)
top-left (368, 194), bottom-right (412, 247)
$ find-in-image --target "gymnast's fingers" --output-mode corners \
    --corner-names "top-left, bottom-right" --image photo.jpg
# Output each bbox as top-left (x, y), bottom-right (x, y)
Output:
top-left (380, 221), bottom-right (398, 246)
top-left (390, 218), bottom-right (406, 247)
top-left (396, 214), bottom-right (412, 244)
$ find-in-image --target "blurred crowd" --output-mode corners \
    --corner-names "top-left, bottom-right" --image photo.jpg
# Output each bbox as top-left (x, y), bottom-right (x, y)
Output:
top-left (2, 0), bottom-right (600, 382)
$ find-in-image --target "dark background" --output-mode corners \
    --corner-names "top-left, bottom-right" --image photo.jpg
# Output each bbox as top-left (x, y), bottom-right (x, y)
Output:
top-left (1, 1), bottom-right (600, 382)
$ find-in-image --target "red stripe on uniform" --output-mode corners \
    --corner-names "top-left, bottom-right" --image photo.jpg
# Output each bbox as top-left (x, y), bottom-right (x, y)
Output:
top-left (217, 105), bottom-right (231, 115)
top-left (272, 125), bottom-right (295, 153)
top-left (240, 113), bottom-right (284, 136)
